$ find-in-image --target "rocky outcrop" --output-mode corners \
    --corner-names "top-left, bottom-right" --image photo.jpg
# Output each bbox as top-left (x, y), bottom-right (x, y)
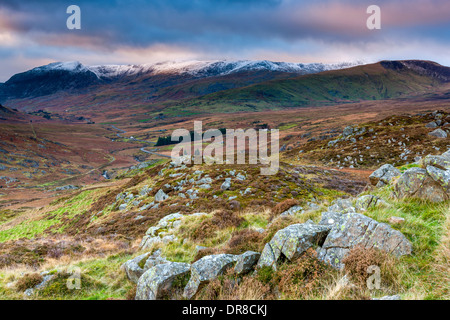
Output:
top-left (355, 195), bottom-right (385, 212)
top-left (183, 254), bottom-right (237, 299)
top-left (257, 222), bottom-right (330, 270)
top-left (428, 128), bottom-right (447, 138)
top-left (369, 164), bottom-right (401, 187)
top-left (140, 212), bottom-right (183, 250)
top-left (423, 154), bottom-right (450, 170)
top-left (122, 252), bottom-right (151, 283)
top-left (234, 251), bottom-right (260, 275)
top-left (394, 166), bottom-right (449, 202)
top-left (317, 212), bottom-right (412, 269)
top-left (122, 250), bottom-right (168, 283)
top-left (136, 262), bottom-right (190, 300)
top-left (280, 205), bottom-right (304, 216)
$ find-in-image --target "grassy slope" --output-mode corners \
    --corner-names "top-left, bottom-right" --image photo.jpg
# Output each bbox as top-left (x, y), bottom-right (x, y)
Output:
top-left (0, 156), bottom-right (448, 299)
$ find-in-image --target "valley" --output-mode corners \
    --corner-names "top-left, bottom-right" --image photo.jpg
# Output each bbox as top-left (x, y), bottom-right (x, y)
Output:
top-left (0, 59), bottom-right (449, 301)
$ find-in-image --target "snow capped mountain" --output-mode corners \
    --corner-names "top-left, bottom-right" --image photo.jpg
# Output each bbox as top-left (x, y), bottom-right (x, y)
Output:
top-left (3, 59), bottom-right (363, 84)
top-left (87, 59), bottom-right (363, 79)
top-left (31, 61), bottom-right (92, 74)
top-left (0, 59), bottom-right (364, 102)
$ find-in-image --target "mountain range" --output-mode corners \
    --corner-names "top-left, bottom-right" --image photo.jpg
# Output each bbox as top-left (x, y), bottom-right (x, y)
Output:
top-left (0, 59), bottom-right (449, 119)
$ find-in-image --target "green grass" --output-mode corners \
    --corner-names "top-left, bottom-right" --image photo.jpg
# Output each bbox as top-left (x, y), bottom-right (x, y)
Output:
top-left (0, 251), bottom-right (134, 300)
top-left (0, 190), bottom-right (95, 242)
top-left (360, 186), bottom-right (449, 299)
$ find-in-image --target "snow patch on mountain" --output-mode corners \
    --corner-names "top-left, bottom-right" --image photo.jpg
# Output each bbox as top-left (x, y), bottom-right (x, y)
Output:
top-left (32, 61), bottom-right (91, 73)
top-left (27, 59), bottom-right (365, 80)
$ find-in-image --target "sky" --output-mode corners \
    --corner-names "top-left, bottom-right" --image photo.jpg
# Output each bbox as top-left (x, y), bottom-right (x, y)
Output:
top-left (0, 0), bottom-right (450, 81)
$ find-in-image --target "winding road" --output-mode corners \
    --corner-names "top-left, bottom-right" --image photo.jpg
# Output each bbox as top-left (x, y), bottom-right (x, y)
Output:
top-left (110, 125), bottom-right (172, 159)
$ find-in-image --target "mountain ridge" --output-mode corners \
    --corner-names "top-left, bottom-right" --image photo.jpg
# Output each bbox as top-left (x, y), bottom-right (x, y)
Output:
top-left (0, 59), bottom-right (362, 102)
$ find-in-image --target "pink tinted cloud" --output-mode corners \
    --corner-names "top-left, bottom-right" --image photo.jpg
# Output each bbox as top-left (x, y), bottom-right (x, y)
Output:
top-left (295, 0), bottom-right (450, 35)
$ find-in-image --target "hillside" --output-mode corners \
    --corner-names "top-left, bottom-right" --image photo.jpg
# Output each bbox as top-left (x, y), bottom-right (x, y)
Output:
top-left (170, 61), bottom-right (450, 114)
top-left (0, 60), bottom-right (358, 115)
top-left (0, 110), bottom-right (448, 300)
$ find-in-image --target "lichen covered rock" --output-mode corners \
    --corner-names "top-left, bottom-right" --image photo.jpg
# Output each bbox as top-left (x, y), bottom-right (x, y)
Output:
top-left (257, 222), bottom-right (330, 270)
top-left (394, 167), bottom-right (448, 202)
top-left (234, 251), bottom-right (260, 275)
top-left (183, 254), bottom-right (237, 299)
top-left (369, 164), bottom-right (401, 187)
top-left (317, 212), bottom-right (412, 269)
top-left (136, 262), bottom-right (190, 300)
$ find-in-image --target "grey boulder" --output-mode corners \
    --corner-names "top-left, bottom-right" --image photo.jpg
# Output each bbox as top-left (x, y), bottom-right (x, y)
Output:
top-left (257, 222), bottom-right (330, 270)
top-left (394, 167), bottom-right (448, 202)
top-left (136, 262), bottom-right (190, 300)
top-left (183, 254), bottom-right (237, 299)
top-left (234, 251), bottom-right (260, 275)
top-left (428, 128), bottom-right (447, 138)
top-left (369, 164), bottom-right (401, 187)
top-left (122, 252), bottom-right (151, 283)
top-left (318, 212), bottom-right (412, 269)
top-left (154, 189), bottom-right (169, 202)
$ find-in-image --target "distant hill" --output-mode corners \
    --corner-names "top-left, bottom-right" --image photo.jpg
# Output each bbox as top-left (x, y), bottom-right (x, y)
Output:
top-left (171, 60), bottom-right (450, 114)
top-left (0, 103), bottom-right (29, 122)
top-left (0, 60), bottom-right (360, 103)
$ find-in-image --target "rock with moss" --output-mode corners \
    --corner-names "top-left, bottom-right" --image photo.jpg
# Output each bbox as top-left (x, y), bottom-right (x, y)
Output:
top-left (136, 262), bottom-right (190, 300)
top-left (426, 165), bottom-right (450, 192)
top-left (355, 195), bottom-right (384, 212)
top-left (394, 167), bottom-right (448, 202)
top-left (234, 251), bottom-right (260, 275)
top-left (140, 212), bottom-right (183, 250)
top-left (280, 205), bottom-right (304, 216)
top-left (183, 254), bottom-right (237, 299)
top-left (369, 164), bottom-right (401, 187)
top-left (122, 252), bottom-right (151, 283)
top-left (327, 198), bottom-right (355, 213)
top-left (257, 222), bottom-right (331, 270)
top-left (423, 154), bottom-right (450, 170)
top-left (317, 212), bottom-right (412, 269)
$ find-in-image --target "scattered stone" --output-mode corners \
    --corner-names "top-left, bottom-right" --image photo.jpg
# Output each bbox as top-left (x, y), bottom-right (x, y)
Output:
top-left (342, 126), bottom-right (354, 137)
top-left (428, 129), bottom-right (447, 138)
top-left (280, 205), bottom-right (304, 216)
top-left (54, 185), bottom-right (79, 191)
top-left (122, 252), bottom-right (151, 283)
top-left (369, 164), bottom-right (401, 187)
top-left (140, 185), bottom-right (152, 196)
top-left (140, 213), bottom-right (183, 249)
top-left (389, 216), bottom-right (405, 225)
top-left (154, 189), bottom-right (169, 202)
top-left (328, 198), bottom-right (355, 213)
top-left (425, 121), bottom-right (438, 128)
top-left (221, 178), bottom-right (231, 190)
